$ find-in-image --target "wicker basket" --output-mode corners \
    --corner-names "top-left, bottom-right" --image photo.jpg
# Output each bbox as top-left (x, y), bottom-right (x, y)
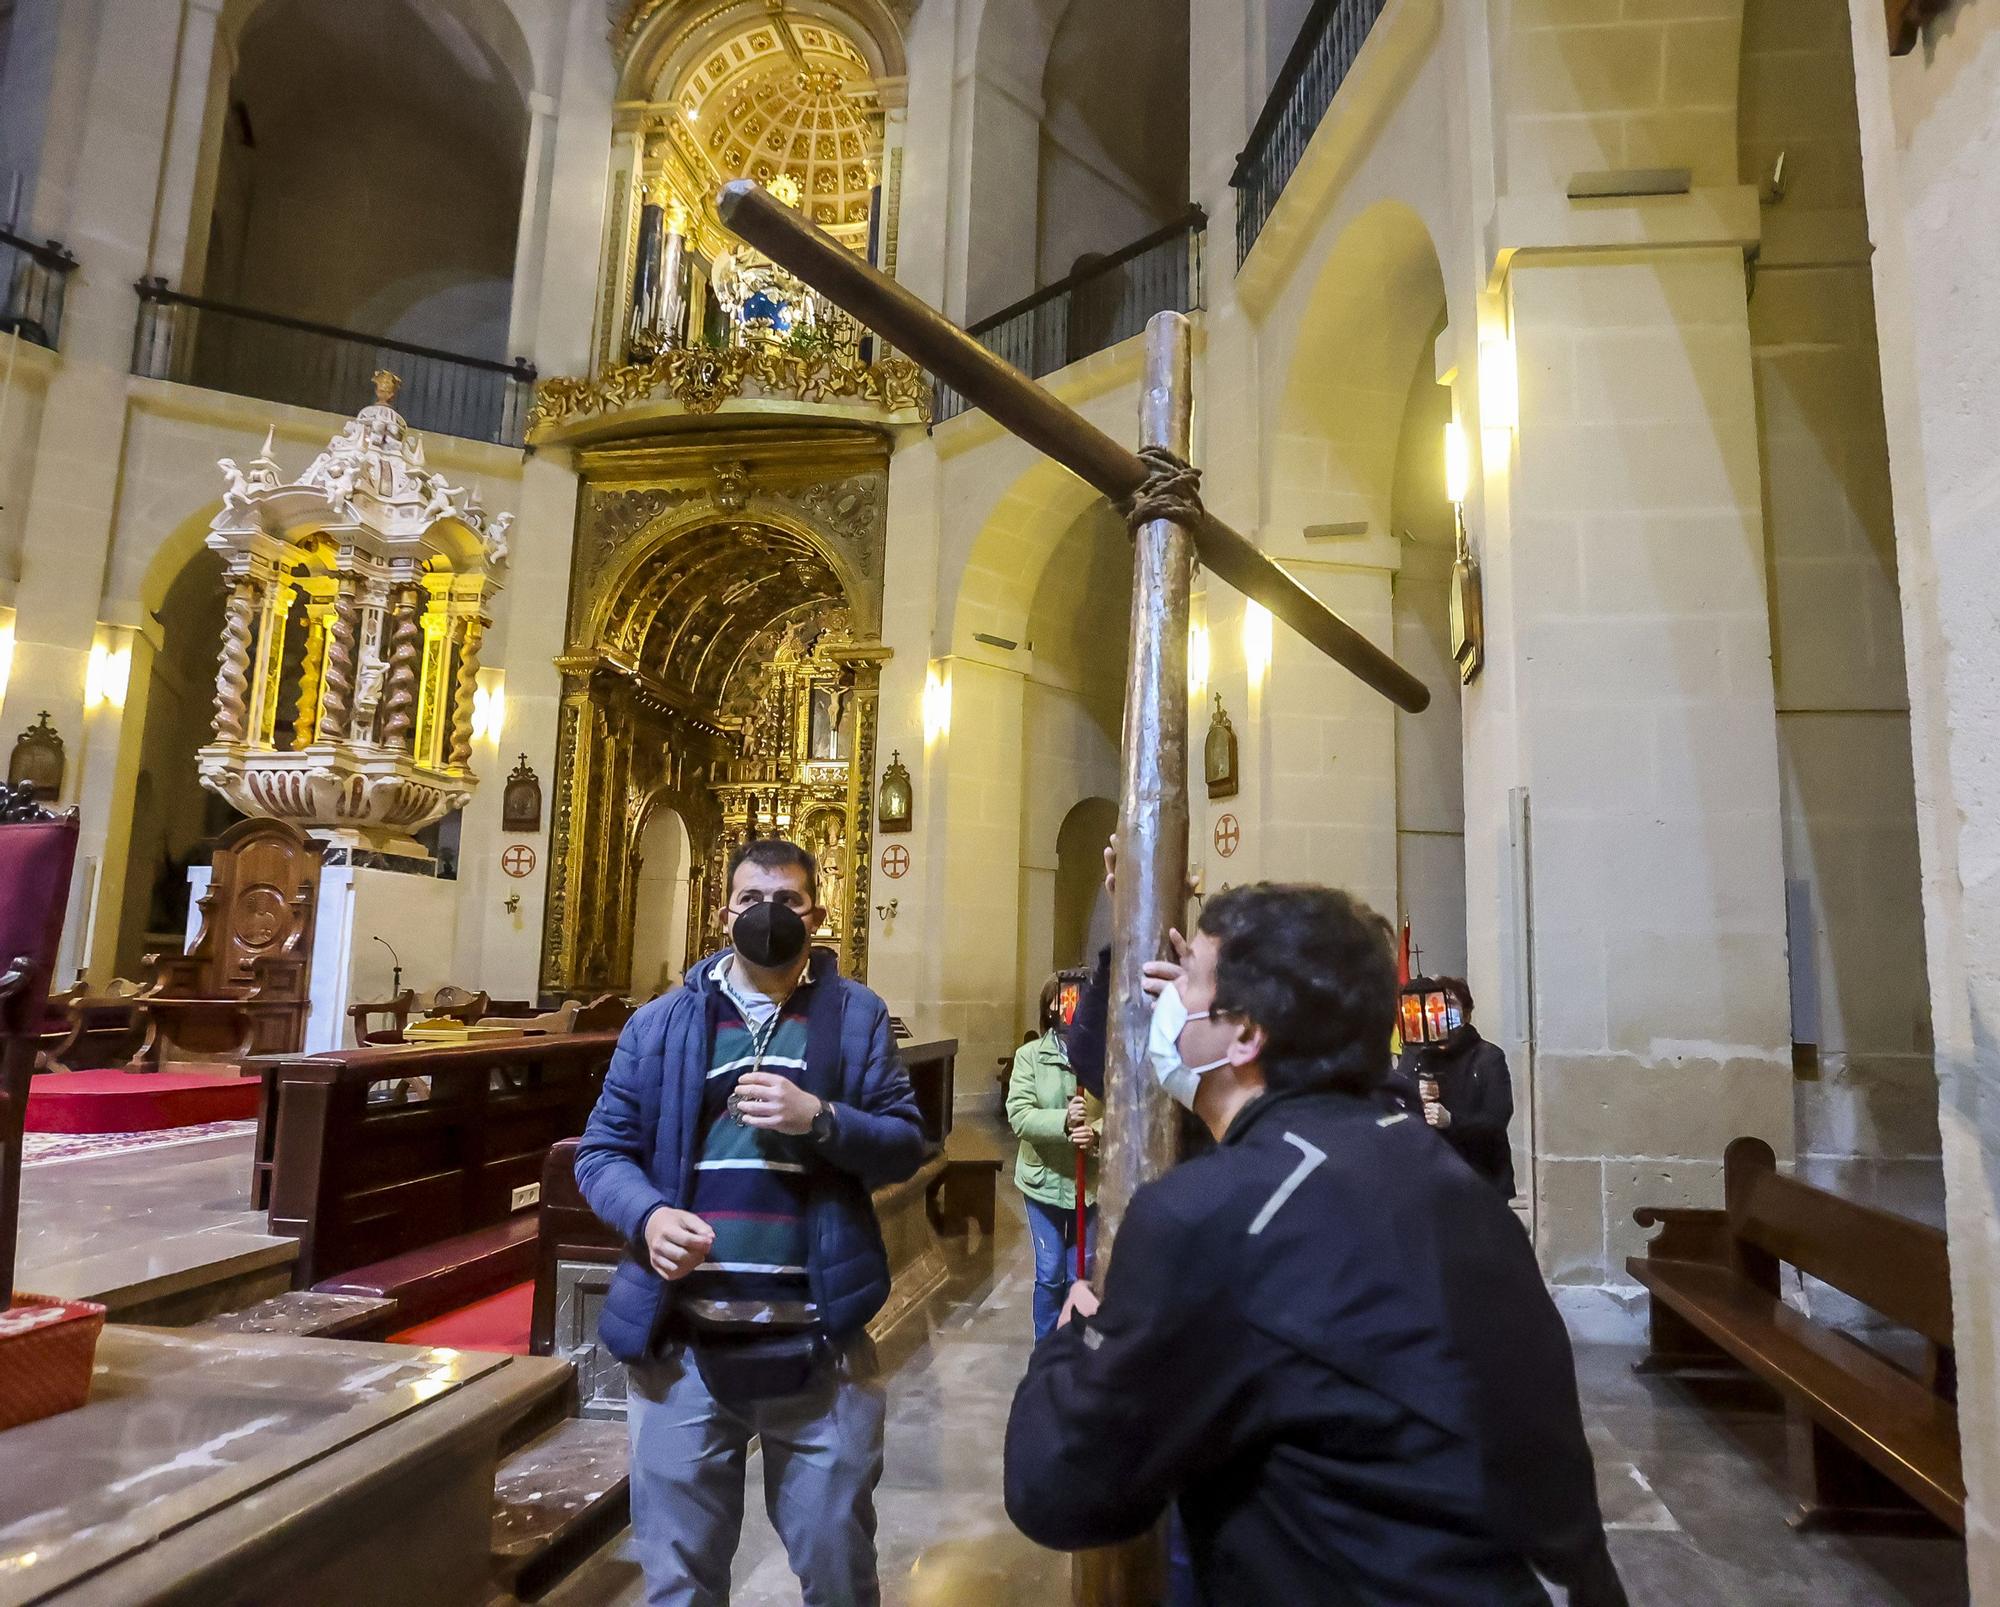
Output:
top-left (0, 1294), bottom-right (107, 1431)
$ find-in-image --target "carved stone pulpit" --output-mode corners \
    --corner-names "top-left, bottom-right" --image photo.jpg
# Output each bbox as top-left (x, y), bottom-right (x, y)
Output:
top-left (200, 373), bottom-right (511, 856)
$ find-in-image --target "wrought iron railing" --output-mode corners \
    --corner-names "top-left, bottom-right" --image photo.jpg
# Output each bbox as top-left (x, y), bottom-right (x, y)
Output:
top-left (934, 208), bottom-right (1206, 424)
top-left (1, 228), bottom-right (78, 351)
top-left (1231, 0), bottom-right (1390, 265)
top-left (131, 280), bottom-right (537, 448)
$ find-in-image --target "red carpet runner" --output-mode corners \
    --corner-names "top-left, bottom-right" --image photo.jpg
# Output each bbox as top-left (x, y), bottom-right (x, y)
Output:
top-left (25, 1070), bottom-right (260, 1134)
top-left (388, 1281), bottom-right (535, 1355)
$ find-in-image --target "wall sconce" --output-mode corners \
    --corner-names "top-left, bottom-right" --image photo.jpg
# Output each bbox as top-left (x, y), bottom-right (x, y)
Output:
top-left (85, 637), bottom-right (131, 710)
top-left (1242, 602), bottom-right (1273, 689)
top-left (1478, 334), bottom-right (1518, 433)
top-left (471, 669), bottom-right (506, 744)
top-left (921, 665), bottom-right (951, 746)
top-left (878, 749), bottom-right (912, 834)
top-left (1443, 420), bottom-right (1472, 507)
top-left (875, 898), bottom-right (899, 921)
top-left (1187, 621), bottom-right (1210, 698)
top-left (0, 613), bottom-right (15, 709)
top-left (1443, 420), bottom-right (1485, 685)
top-left (503, 892), bottom-right (521, 916)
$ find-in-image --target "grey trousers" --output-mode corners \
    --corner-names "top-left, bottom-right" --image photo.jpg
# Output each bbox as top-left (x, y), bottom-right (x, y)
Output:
top-left (625, 1338), bottom-right (886, 1607)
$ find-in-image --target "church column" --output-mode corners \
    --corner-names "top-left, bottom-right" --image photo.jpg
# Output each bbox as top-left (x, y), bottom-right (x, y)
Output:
top-left (378, 585), bottom-right (423, 754)
top-left (212, 572), bottom-right (258, 744)
top-left (317, 576), bottom-right (360, 741)
top-left (448, 617), bottom-right (483, 769)
top-left (458, 0), bottom-right (615, 998)
top-left (291, 597), bottom-right (331, 750)
top-left (1474, 230), bottom-right (1794, 1321)
top-left (920, 653), bottom-right (1028, 1082)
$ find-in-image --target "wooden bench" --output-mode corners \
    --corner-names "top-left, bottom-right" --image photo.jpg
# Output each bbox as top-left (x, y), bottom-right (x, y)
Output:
top-left (1629, 1136), bottom-right (1962, 1532)
top-left (254, 1032), bottom-right (620, 1286)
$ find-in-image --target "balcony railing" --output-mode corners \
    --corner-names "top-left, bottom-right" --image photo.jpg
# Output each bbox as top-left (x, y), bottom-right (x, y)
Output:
top-left (1, 228), bottom-right (78, 351)
top-left (934, 207), bottom-right (1206, 424)
top-left (1231, 0), bottom-right (1390, 265)
top-left (131, 280), bottom-right (537, 448)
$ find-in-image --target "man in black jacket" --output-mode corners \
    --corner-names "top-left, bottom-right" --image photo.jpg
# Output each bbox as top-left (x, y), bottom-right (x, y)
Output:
top-left (1390, 976), bottom-right (1518, 1197)
top-left (1004, 884), bottom-right (1624, 1606)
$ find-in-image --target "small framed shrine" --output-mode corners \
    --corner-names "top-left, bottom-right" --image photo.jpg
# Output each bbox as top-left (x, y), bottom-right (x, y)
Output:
top-left (7, 712), bottom-right (64, 803)
top-left (502, 755), bottom-right (543, 833)
top-left (1203, 695), bottom-right (1238, 800)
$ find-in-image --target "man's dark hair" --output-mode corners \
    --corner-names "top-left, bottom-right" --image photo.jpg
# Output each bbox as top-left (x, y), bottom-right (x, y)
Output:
top-left (1197, 883), bottom-right (1397, 1097)
top-left (1438, 975), bottom-right (1475, 1016)
top-left (726, 837), bottom-right (819, 899)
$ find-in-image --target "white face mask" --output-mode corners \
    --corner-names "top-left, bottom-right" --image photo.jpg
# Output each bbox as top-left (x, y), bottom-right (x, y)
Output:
top-left (1146, 983), bottom-right (1230, 1111)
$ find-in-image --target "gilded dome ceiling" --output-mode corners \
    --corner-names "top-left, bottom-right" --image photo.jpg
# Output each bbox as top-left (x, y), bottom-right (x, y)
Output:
top-left (667, 19), bottom-right (881, 235)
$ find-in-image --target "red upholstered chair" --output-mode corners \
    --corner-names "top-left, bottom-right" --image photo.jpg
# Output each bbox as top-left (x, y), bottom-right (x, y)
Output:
top-left (0, 785), bottom-right (81, 1303)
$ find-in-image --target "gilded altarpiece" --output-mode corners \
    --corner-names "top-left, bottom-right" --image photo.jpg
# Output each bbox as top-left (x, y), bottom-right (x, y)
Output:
top-left (543, 429), bottom-right (890, 997)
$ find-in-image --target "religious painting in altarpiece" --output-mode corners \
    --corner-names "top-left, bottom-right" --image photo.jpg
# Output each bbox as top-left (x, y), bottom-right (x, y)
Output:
top-left (542, 428), bottom-right (891, 999)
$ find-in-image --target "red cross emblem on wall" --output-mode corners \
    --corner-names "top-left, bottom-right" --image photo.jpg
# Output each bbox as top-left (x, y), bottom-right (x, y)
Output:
top-left (881, 845), bottom-right (910, 879)
top-left (1213, 814), bottom-right (1241, 858)
top-left (502, 844), bottom-right (538, 878)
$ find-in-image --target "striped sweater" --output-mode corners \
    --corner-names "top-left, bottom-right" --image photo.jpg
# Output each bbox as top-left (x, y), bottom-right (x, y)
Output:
top-left (682, 957), bottom-right (817, 1333)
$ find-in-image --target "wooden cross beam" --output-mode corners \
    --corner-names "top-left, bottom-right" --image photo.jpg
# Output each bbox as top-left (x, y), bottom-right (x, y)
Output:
top-left (716, 180), bottom-right (1432, 715)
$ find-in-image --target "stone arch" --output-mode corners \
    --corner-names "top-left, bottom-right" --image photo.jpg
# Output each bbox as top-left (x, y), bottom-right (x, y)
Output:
top-left (617, 0), bottom-right (909, 103)
top-left (202, 0), bottom-right (534, 356)
top-left (585, 497), bottom-right (878, 660)
top-left (1497, 1), bottom-right (1747, 197)
top-left (220, 0), bottom-right (538, 102)
top-left (1267, 199), bottom-right (1448, 538)
top-left (947, 455), bottom-right (1106, 660)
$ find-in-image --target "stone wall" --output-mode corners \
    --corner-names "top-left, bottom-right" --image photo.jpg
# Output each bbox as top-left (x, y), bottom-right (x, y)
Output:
top-left (1849, 0), bottom-right (2000, 1587)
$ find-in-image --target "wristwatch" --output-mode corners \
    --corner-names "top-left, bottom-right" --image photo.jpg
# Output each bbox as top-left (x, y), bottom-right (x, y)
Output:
top-left (808, 1098), bottom-right (838, 1144)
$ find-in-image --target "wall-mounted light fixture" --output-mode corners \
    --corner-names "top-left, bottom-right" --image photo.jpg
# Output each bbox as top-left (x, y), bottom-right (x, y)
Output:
top-left (1242, 602), bottom-right (1273, 690)
top-left (878, 749), bottom-right (912, 834)
top-left (1443, 420), bottom-right (1472, 506)
top-left (1478, 334), bottom-right (1518, 434)
top-left (921, 664), bottom-right (951, 746)
top-left (471, 668), bottom-right (506, 744)
top-left (84, 636), bottom-right (131, 710)
top-left (1187, 621), bottom-right (1210, 699)
top-left (1443, 418), bottom-right (1484, 686)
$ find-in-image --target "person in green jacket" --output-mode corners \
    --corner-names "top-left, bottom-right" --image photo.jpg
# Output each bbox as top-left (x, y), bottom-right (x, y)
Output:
top-left (1008, 975), bottom-right (1101, 1340)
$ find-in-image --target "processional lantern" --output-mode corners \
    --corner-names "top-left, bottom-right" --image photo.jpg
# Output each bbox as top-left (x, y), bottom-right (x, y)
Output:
top-left (1398, 975), bottom-right (1463, 1049)
top-left (199, 373), bottom-right (511, 856)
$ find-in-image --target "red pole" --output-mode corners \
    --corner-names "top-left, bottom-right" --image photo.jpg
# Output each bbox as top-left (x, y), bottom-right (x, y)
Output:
top-left (1075, 1147), bottom-right (1088, 1282)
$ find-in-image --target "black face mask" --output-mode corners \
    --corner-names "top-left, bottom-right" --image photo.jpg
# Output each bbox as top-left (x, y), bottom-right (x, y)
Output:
top-left (732, 899), bottom-right (809, 969)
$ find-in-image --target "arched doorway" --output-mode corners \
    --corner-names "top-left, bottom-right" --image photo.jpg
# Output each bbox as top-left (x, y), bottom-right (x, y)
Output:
top-left (630, 803), bottom-right (694, 998)
top-left (544, 429), bottom-right (891, 998)
top-left (113, 546), bottom-right (239, 979)
top-left (1054, 797), bottom-right (1117, 970)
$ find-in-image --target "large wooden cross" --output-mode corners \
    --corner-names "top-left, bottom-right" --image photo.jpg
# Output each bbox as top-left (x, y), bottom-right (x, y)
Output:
top-left (719, 179), bottom-right (1431, 1605)
top-left (716, 180), bottom-right (1429, 1253)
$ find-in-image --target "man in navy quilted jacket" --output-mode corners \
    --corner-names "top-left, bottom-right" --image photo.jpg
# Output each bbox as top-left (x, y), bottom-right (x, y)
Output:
top-left (574, 837), bottom-right (927, 1607)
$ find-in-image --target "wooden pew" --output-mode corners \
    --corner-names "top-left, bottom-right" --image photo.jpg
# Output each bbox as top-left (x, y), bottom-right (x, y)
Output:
top-left (1629, 1136), bottom-right (1961, 1532)
top-left (253, 1034), bottom-right (619, 1325)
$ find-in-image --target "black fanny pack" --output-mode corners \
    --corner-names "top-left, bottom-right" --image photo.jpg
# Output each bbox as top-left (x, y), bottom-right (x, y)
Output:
top-left (689, 1327), bottom-right (832, 1402)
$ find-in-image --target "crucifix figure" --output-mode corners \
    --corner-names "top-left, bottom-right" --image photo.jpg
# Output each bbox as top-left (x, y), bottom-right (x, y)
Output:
top-left (715, 178), bottom-right (1431, 1599)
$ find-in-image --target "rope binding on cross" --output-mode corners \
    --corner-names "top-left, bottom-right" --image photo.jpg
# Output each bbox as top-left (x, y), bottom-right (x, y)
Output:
top-left (1120, 444), bottom-right (1204, 534)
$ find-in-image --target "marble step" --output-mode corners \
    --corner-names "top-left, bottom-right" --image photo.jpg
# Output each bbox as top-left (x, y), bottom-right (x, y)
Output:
top-left (193, 1288), bottom-right (397, 1339)
top-left (491, 1415), bottom-right (631, 1601)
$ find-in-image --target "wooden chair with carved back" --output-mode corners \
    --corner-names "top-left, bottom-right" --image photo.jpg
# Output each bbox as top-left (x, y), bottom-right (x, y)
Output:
top-left (0, 783), bottom-right (81, 1303)
top-left (136, 817), bottom-right (320, 1067)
